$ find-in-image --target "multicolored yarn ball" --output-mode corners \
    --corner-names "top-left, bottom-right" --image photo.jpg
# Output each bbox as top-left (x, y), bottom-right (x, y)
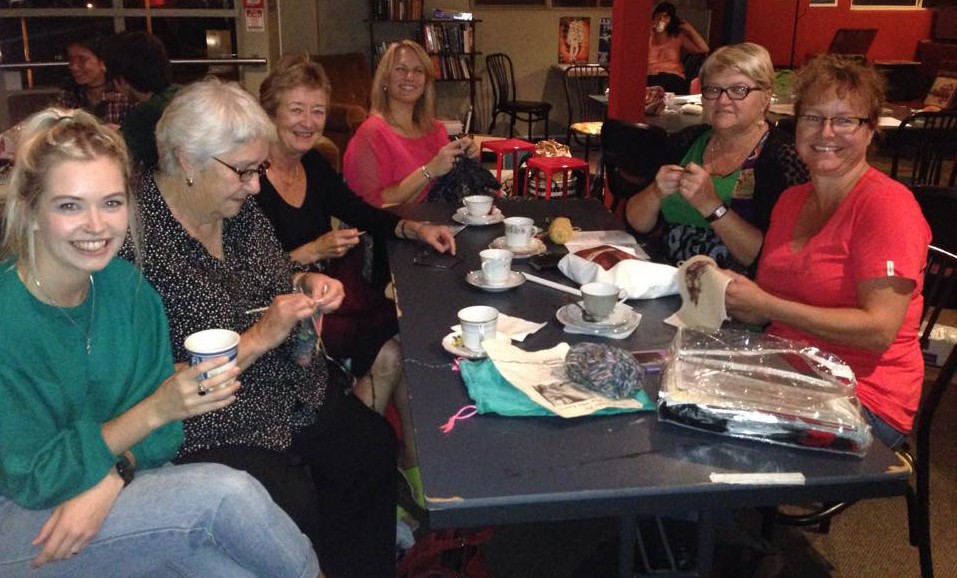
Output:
top-left (564, 342), bottom-right (645, 400)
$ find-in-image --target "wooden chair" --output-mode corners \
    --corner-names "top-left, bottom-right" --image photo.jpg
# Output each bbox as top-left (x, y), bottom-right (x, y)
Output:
top-left (486, 53), bottom-right (552, 141)
top-left (562, 64), bottom-right (608, 162)
top-left (764, 245), bottom-right (957, 578)
top-left (598, 118), bottom-right (670, 214)
top-left (890, 110), bottom-right (957, 187)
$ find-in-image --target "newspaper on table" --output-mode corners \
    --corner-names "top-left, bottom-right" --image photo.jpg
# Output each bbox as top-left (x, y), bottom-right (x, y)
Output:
top-left (482, 338), bottom-right (647, 418)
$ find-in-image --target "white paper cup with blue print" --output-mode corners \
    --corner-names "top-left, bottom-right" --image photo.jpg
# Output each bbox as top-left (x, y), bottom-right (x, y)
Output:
top-left (184, 329), bottom-right (240, 381)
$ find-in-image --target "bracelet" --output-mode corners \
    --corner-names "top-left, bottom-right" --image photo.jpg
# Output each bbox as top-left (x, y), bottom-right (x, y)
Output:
top-left (292, 272), bottom-right (307, 293)
top-left (420, 165), bottom-right (432, 182)
top-left (705, 203), bottom-right (730, 223)
top-left (398, 219), bottom-right (410, 240)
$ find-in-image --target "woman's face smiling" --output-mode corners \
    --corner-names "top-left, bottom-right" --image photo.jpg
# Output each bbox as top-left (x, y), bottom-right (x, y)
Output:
top-left (796, 90), bottom-right (874, 178)
top-left (274, 85), bottom-right (328, 158)
top-left (702, 71), bottom-right (769, 134)
top-left (67, 45), bottom-right (106, 88)
top-left (33, 155), bottom-right (128, 281)
top-left (387, 48), bottom-right (427, 105)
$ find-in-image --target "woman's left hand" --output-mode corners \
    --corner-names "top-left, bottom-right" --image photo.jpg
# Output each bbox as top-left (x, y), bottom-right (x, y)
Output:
top-left (677, 162), bottom-right (722, 216)
top-left (406, 221), bottom-right (457, 255)
top-left (300, 273), bottom-right (345, 313)
top-left (724, 269), bottom-right (771, 326)
top-left (31, 472), bottom-right (124, 569)
top-left (456, 136), bottom-right (479, 160)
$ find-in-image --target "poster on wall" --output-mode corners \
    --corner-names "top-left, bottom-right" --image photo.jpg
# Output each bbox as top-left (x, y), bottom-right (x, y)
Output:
top-left (597, 17), bottom-right (611, 65)
top-left (559, 17), bottom-right (590, 64)
top-left (245, 8), bottom-right (265, 31)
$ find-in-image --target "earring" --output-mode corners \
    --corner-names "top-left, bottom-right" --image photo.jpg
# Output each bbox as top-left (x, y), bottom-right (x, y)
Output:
top-left (186, 176), bottom-right (194, 187)
top-left (383, 86), bottom-right (388, 92)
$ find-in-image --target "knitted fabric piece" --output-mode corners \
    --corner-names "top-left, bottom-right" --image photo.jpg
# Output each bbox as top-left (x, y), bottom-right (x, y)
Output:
top-left (426, 156), bottom-right (501, 203)
top-left (564, 342), bottom-right (646, 400)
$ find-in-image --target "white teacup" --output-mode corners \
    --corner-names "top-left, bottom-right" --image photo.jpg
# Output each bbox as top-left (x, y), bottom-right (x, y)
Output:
top-left (457, 305), bottom-right (499, 353)
top-left (480, 248), bottom-right (513, 286)
top-left (580, 282), bottom-right (627, 320)
top-left (463, 194), bottom-right (494, 217)
top-left (503, 216), bottom-right (535, 249)
top-left (184, 328), bottom-right (240, 380)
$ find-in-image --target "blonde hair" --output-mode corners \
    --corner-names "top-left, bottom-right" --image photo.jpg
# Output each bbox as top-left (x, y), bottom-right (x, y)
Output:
top-left (1, 108), bottom-right (134, 274)
top-left (370, 40), bottom-right (436, 132)
top-left (699, 42), bottom-right (776, 111)
top-left (260, 53), bottom-right (333, 117)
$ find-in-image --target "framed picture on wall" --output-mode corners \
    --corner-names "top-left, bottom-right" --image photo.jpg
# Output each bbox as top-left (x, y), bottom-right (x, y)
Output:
top-left (925, 71), bottom-right (957, 109)
top-left (559, 16), bottom-right (590, 64)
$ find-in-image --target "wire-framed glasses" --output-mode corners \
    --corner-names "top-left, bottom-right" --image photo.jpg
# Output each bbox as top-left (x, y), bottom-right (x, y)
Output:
top-left (211, 157), bottom-right (271, 182)
top-left (700, 85), bottom-right (762, 101)
top-left (796, 114), bottom-right (870, 134)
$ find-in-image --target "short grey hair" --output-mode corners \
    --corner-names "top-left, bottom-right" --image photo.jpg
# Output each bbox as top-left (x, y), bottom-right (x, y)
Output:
top-left (699, 42), bottom-right (776, 92)
top-left (155, 78), bottom-right (275, 176)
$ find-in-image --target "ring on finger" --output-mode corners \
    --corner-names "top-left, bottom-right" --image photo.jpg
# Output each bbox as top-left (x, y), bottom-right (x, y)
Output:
top-left (198, 383), bottom-right (208, 396)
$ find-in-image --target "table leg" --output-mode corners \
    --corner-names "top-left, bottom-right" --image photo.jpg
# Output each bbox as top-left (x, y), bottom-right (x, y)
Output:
top-left (618, 515), bottom-right (637, 578)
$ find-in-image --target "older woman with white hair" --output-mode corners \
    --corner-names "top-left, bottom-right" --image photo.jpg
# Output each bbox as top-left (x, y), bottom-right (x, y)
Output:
top-left (123, 78), bottom-right (398, 578)
top-left (627, 42), bottom-right (809, 273)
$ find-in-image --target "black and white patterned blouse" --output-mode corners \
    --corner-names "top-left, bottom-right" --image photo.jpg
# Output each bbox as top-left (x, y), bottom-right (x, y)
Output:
top-left (123, 173), bottom-right (328, 457)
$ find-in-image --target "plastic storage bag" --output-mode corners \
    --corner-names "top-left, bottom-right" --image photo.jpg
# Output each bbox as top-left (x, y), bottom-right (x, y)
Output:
top-left (658, 328), bottom-right (872, 456)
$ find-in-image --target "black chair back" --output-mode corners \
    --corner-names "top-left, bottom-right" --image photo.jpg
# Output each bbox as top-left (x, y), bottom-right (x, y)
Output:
top-left (911, 185), bottom-right (957, 255)
top-left (599, 118), bottom-right (670, 210)
top-left (890, 110), bottom-right (957, 187)
top-left (907, 245), bottom-right (957, 578)
top-left (563, 64), bottom-right (608, 144)
top-left (486, 53), bottom-right (515, 110)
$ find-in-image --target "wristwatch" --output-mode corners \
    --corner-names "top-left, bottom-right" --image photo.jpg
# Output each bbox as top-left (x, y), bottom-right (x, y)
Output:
top-left (115, 453), bottom-right (135, 487)
top-left (706, 203), bottom-right (730, 223)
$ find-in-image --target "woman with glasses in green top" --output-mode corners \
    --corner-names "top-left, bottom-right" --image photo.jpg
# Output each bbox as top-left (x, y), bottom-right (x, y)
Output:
top-left (626, 42), bottom-right (809, 273)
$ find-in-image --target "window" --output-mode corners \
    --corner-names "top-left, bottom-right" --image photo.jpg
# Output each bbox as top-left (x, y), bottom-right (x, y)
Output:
top-left (0, 1), bottom-right (238, 88)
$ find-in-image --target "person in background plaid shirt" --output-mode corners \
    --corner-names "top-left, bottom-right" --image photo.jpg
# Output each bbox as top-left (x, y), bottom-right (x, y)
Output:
top-left (57, 34), bottom-right (130, 127)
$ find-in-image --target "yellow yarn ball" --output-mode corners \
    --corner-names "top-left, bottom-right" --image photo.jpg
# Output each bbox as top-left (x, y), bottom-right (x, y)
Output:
top-left (548, 217), bottom-right (574, 244)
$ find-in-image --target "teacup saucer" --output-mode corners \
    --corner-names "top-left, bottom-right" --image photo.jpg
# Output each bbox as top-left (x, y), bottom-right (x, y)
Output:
top-left (441, 331), bottom-right (511, 359)
top-left (452, 207), bottom-right (505, 226)
top-left (489, 236), bottom-right (546, 258)
top-left (556, 303), bottom-right (640, 333)
top-left (466, 270), bottom-right (526, 292)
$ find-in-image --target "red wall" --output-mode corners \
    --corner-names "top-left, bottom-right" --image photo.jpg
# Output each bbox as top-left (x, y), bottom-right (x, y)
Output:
top-left (746, 0), bottom-right (933, 67)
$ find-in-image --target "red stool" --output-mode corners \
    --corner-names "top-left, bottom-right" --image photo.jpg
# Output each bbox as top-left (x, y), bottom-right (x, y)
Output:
top-left (523, 156), bottom-right (591, 200)
top-left (480, 137), bottom-right (536, 186)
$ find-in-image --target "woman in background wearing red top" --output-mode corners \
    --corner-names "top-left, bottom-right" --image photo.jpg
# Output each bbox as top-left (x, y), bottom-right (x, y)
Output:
top-left (724, 55), bottom-right (930, 449)
top-left (648, 2), bottom-right (709, 95)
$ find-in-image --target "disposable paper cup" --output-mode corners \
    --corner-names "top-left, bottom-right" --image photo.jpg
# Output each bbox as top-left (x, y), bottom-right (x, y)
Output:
top-left (457, 305), bottom-right (499, 353)
top-left (184, 328), bottom-right (240, 380)
top-left (463, 194), bottom-right (494, 217)
top-left (480, 248), bottom-right (513, 286)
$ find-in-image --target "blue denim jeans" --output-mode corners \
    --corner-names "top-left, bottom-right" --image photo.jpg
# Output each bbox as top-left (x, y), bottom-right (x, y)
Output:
top-left (0, 462), bottom-right (319, 577)
top-left (862, 405), bottom-right (906, 450)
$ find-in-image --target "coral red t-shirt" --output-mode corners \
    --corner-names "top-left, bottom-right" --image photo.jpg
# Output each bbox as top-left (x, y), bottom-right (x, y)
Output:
top-left (756, 168), bottom-right (931, 433)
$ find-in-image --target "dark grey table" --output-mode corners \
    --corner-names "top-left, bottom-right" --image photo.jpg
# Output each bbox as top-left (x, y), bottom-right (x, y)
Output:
top-left (388, 198), bottom-right (909, 577)
top-left (589, 93), bottom-right (706, 135)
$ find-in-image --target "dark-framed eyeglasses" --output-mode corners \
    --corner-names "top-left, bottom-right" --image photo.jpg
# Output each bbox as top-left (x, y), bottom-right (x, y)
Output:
top-left (796, 114), bottom-right (870, 134)
top-left (211, 157), bottom-right (271, 183)
top-left (701, 85), bottom-right (762, 101)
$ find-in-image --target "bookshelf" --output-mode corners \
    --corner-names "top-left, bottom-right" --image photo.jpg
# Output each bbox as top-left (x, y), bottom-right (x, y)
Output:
top-left (368, 1), bottom-right (480, 116)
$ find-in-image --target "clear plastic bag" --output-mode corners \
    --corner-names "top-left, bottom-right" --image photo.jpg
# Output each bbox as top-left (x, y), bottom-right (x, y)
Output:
top-left (658, 328), bottom-right (872, 456)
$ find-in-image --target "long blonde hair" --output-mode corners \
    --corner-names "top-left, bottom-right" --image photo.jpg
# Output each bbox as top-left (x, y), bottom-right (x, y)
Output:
top-left (1, 108), bottom-right (134, 275)
top-left (370, 39), bottom-right (436, 132)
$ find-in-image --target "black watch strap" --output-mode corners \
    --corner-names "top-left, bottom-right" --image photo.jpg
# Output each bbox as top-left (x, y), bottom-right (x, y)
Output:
top-left (706, 203), bottom-right (730, 223)
top-left (115, 454), bottom-right (135, 487)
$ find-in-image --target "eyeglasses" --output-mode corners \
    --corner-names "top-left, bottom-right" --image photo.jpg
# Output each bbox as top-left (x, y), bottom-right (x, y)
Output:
top-left (211, 157), bottom-right (271, 183)
top-left (796, 114), bottom-right (870, 134)
top-left (701, 85), bottom-right (762, 101)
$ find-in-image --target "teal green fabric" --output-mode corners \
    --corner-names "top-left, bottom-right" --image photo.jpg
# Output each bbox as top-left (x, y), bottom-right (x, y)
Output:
top-left (0, 258), bottom-right (182, 509)
top-left (459, 358), bottom-right (653, 417)
top-left (659, 129), bottom-right (741, 227)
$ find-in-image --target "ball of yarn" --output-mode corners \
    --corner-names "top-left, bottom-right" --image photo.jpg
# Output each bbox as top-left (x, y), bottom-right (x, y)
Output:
top-left (564, 342), bottom-right (645, 400)
top-left (548, 217), bottom-right (574, 244)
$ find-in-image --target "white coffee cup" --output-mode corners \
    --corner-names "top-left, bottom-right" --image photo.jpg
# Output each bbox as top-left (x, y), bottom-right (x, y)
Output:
top-left (580, 282), bottom-right (627, 319)
top-left (503, 216), bottom-right (535, 249)
top-left (184, 328), bottom-right (240, 380)
top-left (463, 194), bottom-right (494, 217)
top-left (457, 305), bottom-right (499, 353)
top-left (480, 248), bottom-right (513, 286)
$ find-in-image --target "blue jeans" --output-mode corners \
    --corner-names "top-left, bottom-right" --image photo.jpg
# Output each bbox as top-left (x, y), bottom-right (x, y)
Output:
top-left (862, 405), bottom-right (906, 450)
top-left (0, 463), bottom-right (319, 577)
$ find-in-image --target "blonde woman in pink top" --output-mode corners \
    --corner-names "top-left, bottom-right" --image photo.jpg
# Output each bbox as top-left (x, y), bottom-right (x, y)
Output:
top-left (648, 2), bottom-right (709, 95)
top-left (344, 40), bottom-right (478, 207)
